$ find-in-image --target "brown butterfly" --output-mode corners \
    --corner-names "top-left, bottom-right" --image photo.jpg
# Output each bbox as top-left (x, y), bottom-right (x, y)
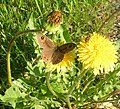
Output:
top-left (37, 33), bottom-right (76, 64)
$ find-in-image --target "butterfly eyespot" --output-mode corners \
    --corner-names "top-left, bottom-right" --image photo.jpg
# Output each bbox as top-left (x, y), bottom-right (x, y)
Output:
top-left (41, 36), bottom-right (44, 40)
top-left (43, 56), bottom-right (46, 59)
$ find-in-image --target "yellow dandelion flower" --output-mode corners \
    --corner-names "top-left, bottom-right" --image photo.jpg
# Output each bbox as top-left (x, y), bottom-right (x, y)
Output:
top-left (77, 32), bottom-right (118, 75)
top-left (46, 51), bottom-right (75, 72)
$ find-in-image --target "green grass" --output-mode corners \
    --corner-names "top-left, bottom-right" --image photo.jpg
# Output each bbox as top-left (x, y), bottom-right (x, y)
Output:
top-left (0, 0), bottom-right (120, 109)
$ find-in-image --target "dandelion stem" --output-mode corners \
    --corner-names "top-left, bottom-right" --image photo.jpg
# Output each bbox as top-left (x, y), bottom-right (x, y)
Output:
top-left (45, 71), bottom-right (68, 104)
top-left (46, 71), bottom-right (58, 98)
top-left (7, 36), bottom-right (18, 86)
top-left (66, 95), bottom-right (72, 109)
top-left (6, 29), bottom-right (41, 86)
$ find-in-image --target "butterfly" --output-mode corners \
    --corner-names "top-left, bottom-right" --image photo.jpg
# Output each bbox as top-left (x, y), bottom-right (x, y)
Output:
top-left (37, 33), bottom-right (76, 64)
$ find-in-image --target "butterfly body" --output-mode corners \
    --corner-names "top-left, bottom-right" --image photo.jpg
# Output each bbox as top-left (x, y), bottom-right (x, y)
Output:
top-left (37, 33), bottom-right (76, 64)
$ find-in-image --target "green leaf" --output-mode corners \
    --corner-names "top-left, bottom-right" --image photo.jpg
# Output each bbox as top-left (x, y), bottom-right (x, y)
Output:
top-left (62, 24), bottom-right (71, 42)
top-left (26, 12), bottom-right (35, 30)
top-left (93, 95), bottom-right (99, 101)
top-left (51, 82), bottom-right (64, 93)
top-left (1, 84), bottom-right (22, 108)
top-left (34, 105), bottom-right (45, 109)
top-left (41, 85), bottom-right (48, 95)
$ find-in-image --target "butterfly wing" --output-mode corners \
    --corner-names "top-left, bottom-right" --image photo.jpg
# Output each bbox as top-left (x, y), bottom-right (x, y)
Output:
top-left (37, 34), bottom-right (76, 64)
top-left (58, 43), bottom-right (76, 54)
top-left (37, 33), bottom-right (56, 49)
top-left (42, 49), bottom-right (54, 62)
top-left (51, 48), bottom-right (64, 64)
top-left (37, 33), bottom-right (56, 62)
top-left (51, 43), bottom-right (76, 64)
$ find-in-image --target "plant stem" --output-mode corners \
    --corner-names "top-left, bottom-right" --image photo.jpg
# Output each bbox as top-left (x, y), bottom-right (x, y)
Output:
top-left (45, 71), bottom-right (67, 104)
top-left (6, 29), bottom-right (41, 86)
top-left (66, 95), bottom-right (72, 109)
top-left (46, 71), bottom-right (58, 98)
top-left (7, 36), bottom-right (18, 86)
